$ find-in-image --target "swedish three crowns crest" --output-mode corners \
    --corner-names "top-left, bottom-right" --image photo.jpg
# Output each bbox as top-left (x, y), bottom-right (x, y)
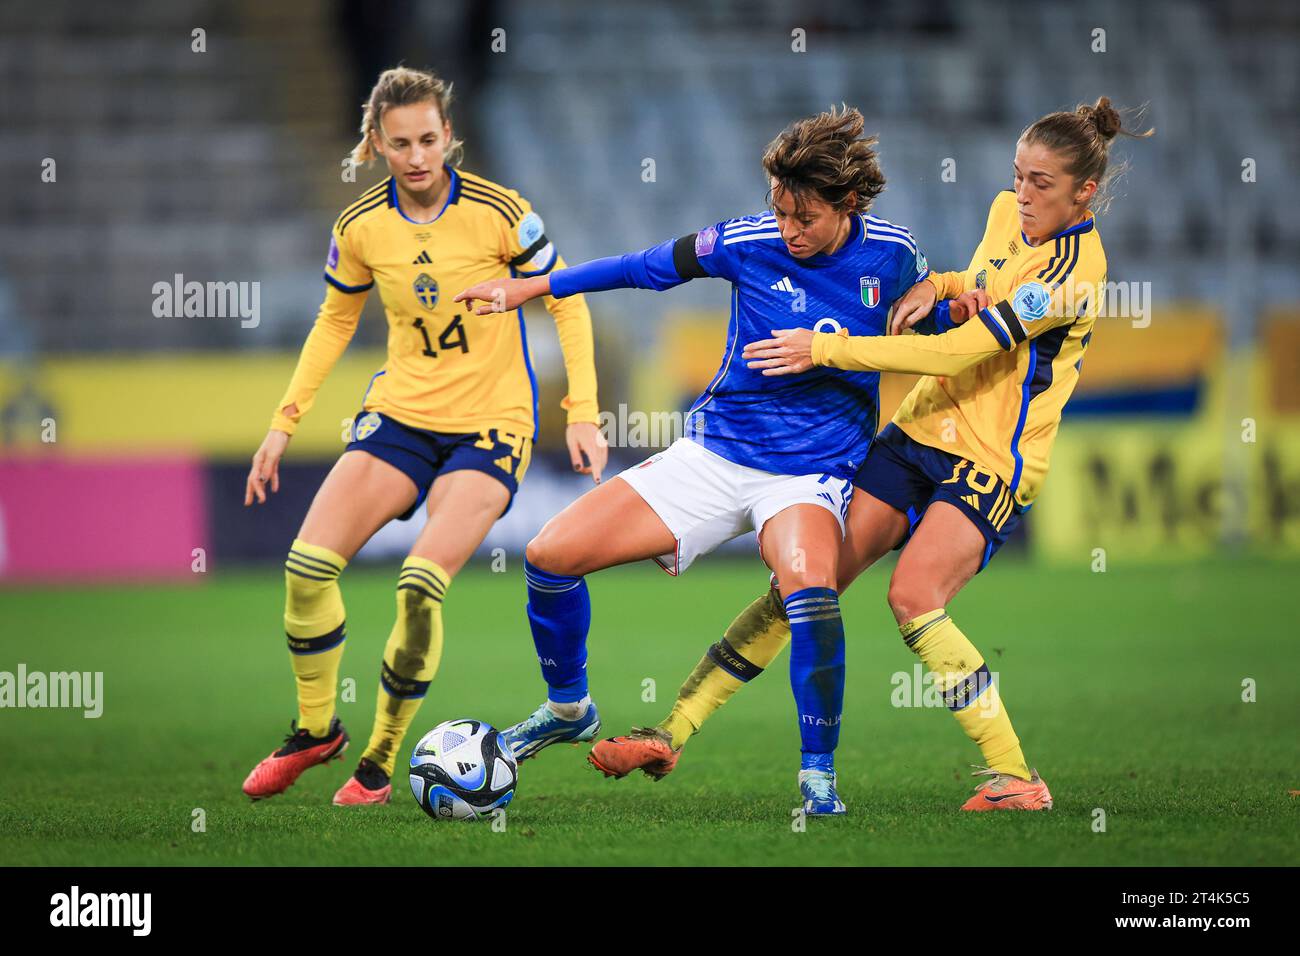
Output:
top-left (413, 273), bottom-right (439, 310)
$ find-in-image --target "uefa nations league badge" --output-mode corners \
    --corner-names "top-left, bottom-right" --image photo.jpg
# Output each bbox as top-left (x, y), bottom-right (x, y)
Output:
top-left (860, 275), bottom-right (880, 308)
top-left (1013, 280), bottom-right (1050, 322)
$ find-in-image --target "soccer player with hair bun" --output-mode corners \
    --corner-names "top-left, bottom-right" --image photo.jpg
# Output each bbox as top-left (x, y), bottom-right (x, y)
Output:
top-left (240, 66), bottom-right (606, 805)
top-left (595, 98), bottom-right (1150, 813)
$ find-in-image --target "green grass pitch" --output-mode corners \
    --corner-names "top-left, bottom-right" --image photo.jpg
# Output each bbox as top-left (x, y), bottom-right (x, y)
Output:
top-left (1, 557), bottom-right (1296, 866)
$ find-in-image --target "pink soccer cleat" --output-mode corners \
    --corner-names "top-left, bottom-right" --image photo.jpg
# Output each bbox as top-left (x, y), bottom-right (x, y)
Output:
top-left (242, 718), bottom-right (349, 800)
top-left (332, 758), bottom-right (392, 806)
top-left (960, 766), bottom-right (1053, 811)
top-left (588, 726), bottom-right (681, 781)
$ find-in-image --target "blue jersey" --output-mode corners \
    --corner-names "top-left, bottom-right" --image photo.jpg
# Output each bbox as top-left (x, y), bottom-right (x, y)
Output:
top-left (549, 211), bottom-right (931, 480)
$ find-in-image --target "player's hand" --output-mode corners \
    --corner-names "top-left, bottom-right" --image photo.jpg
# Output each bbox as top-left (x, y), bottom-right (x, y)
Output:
top-left (889, 279), bottom-right (937, 335)
top-left (245, 429), bottom-right (290, 505)
top-left (565, 421), bottom-right (608, 484)
top-left (743, 328), bottom-right (816, 376)
top-left (454, 276), bottom-right (549, 315)
top-left (948, 289), bottom-right (990, 324)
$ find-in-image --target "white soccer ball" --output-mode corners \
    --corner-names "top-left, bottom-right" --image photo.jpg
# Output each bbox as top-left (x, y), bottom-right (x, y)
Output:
top-left (408, 718), bottom-right (517, 821)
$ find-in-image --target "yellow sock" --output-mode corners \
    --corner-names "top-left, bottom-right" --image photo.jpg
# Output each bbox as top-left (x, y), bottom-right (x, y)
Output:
top-left (284, 538), bottom-right (348, 738)
top-left (659, 588), bottom-right (792, 749)
top-left (362, 556), bottom-right (449, 776)
top-left (900, 609), bottom-right (1031, 780)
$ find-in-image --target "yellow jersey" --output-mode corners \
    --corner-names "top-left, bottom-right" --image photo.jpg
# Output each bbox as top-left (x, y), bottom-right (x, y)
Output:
top-left (270, 166), bottom-right (599, 439)
top-left (813, 190), bottom-right (1107, 505)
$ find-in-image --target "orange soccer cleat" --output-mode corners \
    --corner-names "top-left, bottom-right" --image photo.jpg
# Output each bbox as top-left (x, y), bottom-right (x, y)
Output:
top-left (332, 758), bottom-right (392, 806)
top-left (587, 726), bottom-right (681, 781)
top-left (960, 766), bottom-right (1053, 811)
top-left (242, 718), bottom-right (349, 800)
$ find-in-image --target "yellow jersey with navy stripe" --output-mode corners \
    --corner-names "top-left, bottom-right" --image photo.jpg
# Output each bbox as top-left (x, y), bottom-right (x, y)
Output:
top-left (270, 165), bottom-right (599, 439)
top-left (812, 190), bottom-right (1106, 506)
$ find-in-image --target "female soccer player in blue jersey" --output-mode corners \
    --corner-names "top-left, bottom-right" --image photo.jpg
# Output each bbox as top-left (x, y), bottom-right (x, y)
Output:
top-left (598, 98), bottom-right (1148, 813)
top-left (458, 107), bottom-right (935, 814)
top-left (239, 67), bottom-right (607, 806)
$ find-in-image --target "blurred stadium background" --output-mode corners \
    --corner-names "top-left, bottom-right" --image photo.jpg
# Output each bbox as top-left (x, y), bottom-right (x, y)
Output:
top-left (1, 0), bottom-right (1298, 580)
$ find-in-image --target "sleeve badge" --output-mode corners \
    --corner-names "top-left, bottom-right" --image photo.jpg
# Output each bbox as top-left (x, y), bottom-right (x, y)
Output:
top-left (1013, 280), bottom-right (1050, 322)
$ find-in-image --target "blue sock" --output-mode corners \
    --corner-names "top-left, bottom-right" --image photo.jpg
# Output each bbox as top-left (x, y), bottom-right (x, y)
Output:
top-left (523, 560), bottom-right (590, 703)
top-left (785, 587), bottom-right (845, 766)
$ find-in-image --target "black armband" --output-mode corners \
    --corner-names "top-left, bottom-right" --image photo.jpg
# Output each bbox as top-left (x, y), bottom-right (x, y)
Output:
top-left (672, 234), bottom-right (710, 280)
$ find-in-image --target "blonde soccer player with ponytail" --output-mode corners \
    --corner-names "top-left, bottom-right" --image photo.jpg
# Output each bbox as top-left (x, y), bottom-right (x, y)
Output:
top-left (240, 67), bottom-right (606, 805)
top-left (594, 98), bottom-right (1149, 812)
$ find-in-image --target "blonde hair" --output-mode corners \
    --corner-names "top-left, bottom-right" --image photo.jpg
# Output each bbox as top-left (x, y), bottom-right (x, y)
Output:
top-left (349, 66), bottom-right (463, 168)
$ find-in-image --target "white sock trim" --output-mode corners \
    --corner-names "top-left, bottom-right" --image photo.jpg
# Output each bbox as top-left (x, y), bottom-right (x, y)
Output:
top-left (546, 696), bottom-right (591, 720)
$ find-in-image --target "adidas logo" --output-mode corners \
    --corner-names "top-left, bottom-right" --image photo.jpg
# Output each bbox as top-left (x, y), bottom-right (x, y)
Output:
top-left (412, 250), bottom-right (432, 265)
top-left (456, 761), bottom-right (477, 776)
top-left (989, 258), bottom-right (1007, 270)
top-left (769, 276), bottom-right (795, 293)
top-left (963, 493), bottom-right (981, 509)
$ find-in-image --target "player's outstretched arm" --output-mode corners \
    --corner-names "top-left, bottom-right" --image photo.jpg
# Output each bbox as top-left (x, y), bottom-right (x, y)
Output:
top-left (456, 233), bottom-right (713, 315)
top-left (744, 302), bottom-right (1002, 378)
top-left (455, 274), bottom-right (552, 314)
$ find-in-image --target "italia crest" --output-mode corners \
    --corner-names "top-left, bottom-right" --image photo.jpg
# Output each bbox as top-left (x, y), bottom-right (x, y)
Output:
top-left (859, 276), bottom-right (881, 308)
top-left (413, 273), bottom-right (438, 310)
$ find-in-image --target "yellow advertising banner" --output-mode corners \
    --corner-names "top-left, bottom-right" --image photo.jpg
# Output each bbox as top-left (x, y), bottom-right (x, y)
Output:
top-left (1033, 420), bottom-right (1300, 560)
top-left (0, 351), bottom-right (387, 456)
top-left (1032, 346), bottom-right (1300, 560)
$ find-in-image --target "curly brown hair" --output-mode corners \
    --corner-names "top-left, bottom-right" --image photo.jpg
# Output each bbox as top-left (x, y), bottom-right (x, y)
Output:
top-left (761, 105), bottom-right (886, 214)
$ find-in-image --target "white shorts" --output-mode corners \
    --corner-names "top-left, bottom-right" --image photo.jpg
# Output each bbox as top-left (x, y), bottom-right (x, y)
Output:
top-left (614, 438), bottom-right (853, 575)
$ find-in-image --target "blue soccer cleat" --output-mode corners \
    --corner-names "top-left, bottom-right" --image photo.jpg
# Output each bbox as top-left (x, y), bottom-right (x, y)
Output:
top-left (501, 700), bottom-right (602, 761)
top-left (799, 769), bottom-right (847, 816)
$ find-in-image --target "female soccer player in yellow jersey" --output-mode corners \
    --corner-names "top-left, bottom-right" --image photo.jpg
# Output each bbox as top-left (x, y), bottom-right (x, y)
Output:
top-left (592, 98), bottom-right (1150, 811)
top-left (239, 67), bottom-right (606, 806)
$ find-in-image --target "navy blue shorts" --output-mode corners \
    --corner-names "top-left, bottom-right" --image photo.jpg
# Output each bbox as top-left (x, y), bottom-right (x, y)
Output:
top-left (852, 423), bottom-right (1025, 571)
top-left (344, 410), bottom-right (533, 521)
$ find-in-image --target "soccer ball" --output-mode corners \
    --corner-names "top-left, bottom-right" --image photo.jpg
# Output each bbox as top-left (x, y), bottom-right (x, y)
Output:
top-left (408, 718), bottom-right (517, 821)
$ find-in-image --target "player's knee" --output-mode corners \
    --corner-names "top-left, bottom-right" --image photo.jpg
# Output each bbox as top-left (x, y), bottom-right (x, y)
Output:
top-left (525, 529), bottom-right (582, 577)
top-left (886, 574), bottom-right (938, 623)
top-left (777, 569), bottom-right (837, 596)
top-left (523, 533), bottom-right (550, 571)
top-left (284, 551), bottom-right (341, 607)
